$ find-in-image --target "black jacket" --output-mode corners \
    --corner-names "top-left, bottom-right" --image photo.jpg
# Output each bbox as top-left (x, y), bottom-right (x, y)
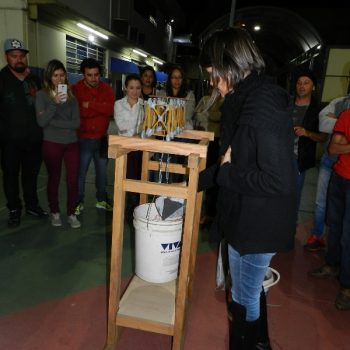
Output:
top-left (296, 95), bottom-right (321, 172)
top-left (199, 72), bottom-right (297, 255)
top-left (0, 65), bottom-right (42, 143)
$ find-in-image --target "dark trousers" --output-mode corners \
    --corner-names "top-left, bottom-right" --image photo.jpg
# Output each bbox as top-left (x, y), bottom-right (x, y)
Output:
top-left (42, 141), bottom-right (79, 216)
top-left (1, 139), bottom-right (42, 211)
top-left (326, 172), bottom-right (350, 288)
top-left (127, 150), bottom-right (142, 180)
top-left (77, 138), bottom-right (108, 203)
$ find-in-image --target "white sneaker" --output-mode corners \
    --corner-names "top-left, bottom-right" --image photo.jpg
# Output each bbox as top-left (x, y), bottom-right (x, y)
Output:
top-left (67, 214), bottom-right (81, 228)
top-left (51, 213), bottom-right (62, 227)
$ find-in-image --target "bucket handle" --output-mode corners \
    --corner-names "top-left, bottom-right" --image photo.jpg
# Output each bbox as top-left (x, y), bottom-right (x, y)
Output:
top-left (266, 267), bottom-right (280, 288)
top-left (145, 201), bottom-right (154, 230)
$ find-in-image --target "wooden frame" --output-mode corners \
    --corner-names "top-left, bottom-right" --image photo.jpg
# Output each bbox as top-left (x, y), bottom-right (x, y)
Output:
top-left (104, 130), bottom-right (214, 350)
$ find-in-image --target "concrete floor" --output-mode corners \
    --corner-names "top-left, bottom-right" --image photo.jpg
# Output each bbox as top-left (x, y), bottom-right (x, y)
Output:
top-left (1, 162), bottom-right (350, 349)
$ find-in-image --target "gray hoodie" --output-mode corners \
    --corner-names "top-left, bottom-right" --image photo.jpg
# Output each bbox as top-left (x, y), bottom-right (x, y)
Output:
top-left (319, 94), bottom-right (350, 159)
top-left (35, 90), bottom-right (80, 144)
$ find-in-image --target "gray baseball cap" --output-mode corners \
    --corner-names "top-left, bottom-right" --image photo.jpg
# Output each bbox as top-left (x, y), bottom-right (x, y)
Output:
top-left (4, 38), bottom-right (29, 53)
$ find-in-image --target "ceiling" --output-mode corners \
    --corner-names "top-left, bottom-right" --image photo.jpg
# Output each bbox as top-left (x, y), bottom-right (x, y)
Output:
top-left (173, 1), bottom-right (350, 70)
top-left (199, 6), bottom-right (322, 73)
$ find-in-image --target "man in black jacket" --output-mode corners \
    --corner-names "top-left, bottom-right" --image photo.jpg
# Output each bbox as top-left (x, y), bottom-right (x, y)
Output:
top-left (292, 70), bottom-right (326, 213)
top-left (0, 38), bottom-right (47, 227)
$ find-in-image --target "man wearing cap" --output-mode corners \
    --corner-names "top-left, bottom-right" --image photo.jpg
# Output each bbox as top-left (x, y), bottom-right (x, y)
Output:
top-left (292, 69), bottom-right (326, 218)
top-left (0, 38), bottom-right (47, 227)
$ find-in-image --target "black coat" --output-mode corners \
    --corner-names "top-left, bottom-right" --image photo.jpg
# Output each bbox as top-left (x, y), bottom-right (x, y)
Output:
top-left (296, 95), bottom-right (322, 172)
top-left (0, 66), bottom-right (42, 143)
top-left (199, 72), bottom-right (297, 255)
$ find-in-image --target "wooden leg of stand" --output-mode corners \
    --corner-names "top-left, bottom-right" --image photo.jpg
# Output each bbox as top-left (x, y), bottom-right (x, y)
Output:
top-left (140, 151), bottom-right (150, 204)
top-left (187, 192), bottom-right (204, 299)
top-left (105, 154), bottom-right (127, 349)
top-left (172, 155), bottom-right (200, 350)
top-left (187, 158), bottom-right (205, 299)
top-left (104, 327), bottom-right (124, 350)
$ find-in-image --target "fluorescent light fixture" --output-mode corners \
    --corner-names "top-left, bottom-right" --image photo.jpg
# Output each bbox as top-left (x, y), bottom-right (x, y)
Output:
top-left (173, 34), bottom-right (192, 44)
top-left (121, 56), bottom-right (132, 62)
top-left (152, 58), bottom-right (163, 65)
top-left (133, 49), bottom-right (147, 58)
top-left (77, 23), bottom-right (109, 40)
top-left (253, 25), bottom-right (261, 31)
top-left (88, 35), bottom-right (95, 42)
top-left (149, 15), bottom-right (157, 27)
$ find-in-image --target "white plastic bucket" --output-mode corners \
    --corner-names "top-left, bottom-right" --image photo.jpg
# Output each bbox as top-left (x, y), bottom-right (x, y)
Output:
top-left (263, 267), bottom-right (280, 293)
top-left (133, 203), bottom-right (183, 283)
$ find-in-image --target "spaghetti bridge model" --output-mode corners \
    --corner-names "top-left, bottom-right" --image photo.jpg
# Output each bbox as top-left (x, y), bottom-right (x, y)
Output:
top-left (141, 97), bottom-right (186, 141)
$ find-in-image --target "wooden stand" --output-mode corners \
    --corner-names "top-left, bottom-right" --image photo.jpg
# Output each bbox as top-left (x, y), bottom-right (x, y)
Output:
top-left (104, 130), bottom-right (214, 350)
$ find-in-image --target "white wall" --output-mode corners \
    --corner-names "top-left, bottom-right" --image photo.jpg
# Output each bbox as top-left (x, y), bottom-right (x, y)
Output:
top-left (0, 1), bottom-right (28, 68)
top-left (37, 24), bottom-right (66, 68)
top-left (59, 0), bottom-right (111, 29)
top-left (322, 48), bottom-right (350, 102)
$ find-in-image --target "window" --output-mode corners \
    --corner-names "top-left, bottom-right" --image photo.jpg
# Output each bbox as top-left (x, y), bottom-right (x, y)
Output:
top-left (66, 35), bottom-right (106, 75)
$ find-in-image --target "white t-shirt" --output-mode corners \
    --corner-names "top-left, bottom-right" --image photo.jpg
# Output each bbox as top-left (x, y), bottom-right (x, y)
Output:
top-left (114, 96), bottom-right (144, 136)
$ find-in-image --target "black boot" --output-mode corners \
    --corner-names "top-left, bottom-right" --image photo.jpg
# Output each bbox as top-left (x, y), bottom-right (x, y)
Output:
top-left (256, 289), bottom-right (272, 350)
top-left (8, 209), bottom-right (21, 227)
top-left (229, 301), bottom-right (259, 350)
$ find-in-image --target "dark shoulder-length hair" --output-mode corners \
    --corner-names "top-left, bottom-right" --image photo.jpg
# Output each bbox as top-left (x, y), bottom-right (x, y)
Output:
top-left (199, 27), bottom-right (265, 90)
top-left (165, 65), bottom-right (189, 98)
top-left (43, 59), bottom-right (73, 99)
top-left (139, 65), bottom-right (157, 88)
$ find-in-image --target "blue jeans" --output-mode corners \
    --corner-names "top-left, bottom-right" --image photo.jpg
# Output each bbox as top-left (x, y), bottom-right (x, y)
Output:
top-left (78, 138), bottom-right (108, 202)
top-left (326, 172), bottom-right (350, 288)
top-left (311, 154), bottom-right (335, 238)
top-left (228, 245), bottom-right (275, 321)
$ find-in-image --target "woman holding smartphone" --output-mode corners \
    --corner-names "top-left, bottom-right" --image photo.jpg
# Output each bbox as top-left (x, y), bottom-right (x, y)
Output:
top-left (36, 59), bottom-right (81, 228)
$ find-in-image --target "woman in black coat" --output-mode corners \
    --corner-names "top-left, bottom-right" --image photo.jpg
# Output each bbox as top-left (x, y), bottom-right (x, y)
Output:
top-left (199, 27), bottom-right (297, 349)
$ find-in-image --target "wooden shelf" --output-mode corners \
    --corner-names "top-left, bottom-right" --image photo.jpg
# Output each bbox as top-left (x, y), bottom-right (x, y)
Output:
top-left (117, 276), bottom-right (176, 335)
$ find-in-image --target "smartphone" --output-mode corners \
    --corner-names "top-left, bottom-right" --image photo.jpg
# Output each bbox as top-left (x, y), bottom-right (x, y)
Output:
top-left (57, 83), bottom-right (67, 102)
